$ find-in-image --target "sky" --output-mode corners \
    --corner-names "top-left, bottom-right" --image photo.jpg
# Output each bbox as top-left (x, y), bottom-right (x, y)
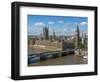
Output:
top-left (28, 15), bottom-right (88, 36)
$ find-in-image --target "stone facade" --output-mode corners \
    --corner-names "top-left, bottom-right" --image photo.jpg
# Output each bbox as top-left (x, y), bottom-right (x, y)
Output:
top-left (28, 26), bottom-right (79, 53)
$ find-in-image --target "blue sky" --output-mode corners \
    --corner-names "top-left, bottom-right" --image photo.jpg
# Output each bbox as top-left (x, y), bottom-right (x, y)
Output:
top-left (28, 15), bottom-right (88, 36)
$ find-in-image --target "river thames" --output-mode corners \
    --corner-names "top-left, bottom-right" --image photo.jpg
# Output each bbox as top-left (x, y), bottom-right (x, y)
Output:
top-left (28, 47), bottom-right (88, 66)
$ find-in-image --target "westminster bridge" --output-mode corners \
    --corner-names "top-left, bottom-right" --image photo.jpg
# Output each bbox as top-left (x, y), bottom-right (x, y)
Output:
top-left (28, 48), bottom-right (87, 66)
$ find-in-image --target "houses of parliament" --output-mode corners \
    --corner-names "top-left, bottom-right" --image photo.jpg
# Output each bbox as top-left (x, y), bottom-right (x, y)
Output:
top-left (28, 25), bottom-right (86, 53)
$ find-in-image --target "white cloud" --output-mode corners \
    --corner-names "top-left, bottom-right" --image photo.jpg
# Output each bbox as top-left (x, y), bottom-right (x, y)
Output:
top-left (59, 20), bottom-right (64, 23)
top-left (28, 26), bottom-right (43, 35)
top-left (79, 22), bottom-right (87, 26)
top-left (34, 22), bottom-right (45, 27)
top-left (48, 21), bottom-right (55, 24)
top-left (64, 23), bottom-right (75, 28)
top-left (64, 22), bottom-right (87, 27)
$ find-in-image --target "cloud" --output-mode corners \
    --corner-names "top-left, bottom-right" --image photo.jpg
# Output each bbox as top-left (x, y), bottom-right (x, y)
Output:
top-left (59, 20), bottom-right (64, 23)
top-left (34, 22), bottom-right (45, 27)
top-left (28, 26), bottom-right (43, 35)
top-left (64, 23), bottom-right (75, 28)
top-left (79, 22), bottom-right (87, 26)
top-left (64, 22), bottom-right (87, 27)
top-left (48, 21), bottom-right (55, 24)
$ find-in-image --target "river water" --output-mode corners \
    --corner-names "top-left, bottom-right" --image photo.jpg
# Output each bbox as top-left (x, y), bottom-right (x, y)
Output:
top-left (28, 47), bottom-right (87, 66)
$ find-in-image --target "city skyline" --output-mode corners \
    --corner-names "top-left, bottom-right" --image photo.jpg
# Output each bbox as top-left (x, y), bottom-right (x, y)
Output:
top-left (28, 15), bottom-right (88, 36)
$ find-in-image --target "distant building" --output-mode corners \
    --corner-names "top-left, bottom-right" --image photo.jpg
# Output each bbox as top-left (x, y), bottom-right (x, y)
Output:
top-left (53, 30), bottom-right (56, 40)
top-left (62, 40), bottom-right (75, 50)
top-left (75, 26), bottom-right (80, 49)
top-left (40, 33), bottom-right (43, 40)
top-left (49, 35), bottom-right (53, 42)
top-left (43, 26), bottom-right (49, 40)
top-left (81, 33), bottom-right (85, 45)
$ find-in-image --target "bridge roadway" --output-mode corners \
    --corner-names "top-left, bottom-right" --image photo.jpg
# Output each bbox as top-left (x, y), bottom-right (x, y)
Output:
top-left (28, 49), bottom-right (75, 65)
